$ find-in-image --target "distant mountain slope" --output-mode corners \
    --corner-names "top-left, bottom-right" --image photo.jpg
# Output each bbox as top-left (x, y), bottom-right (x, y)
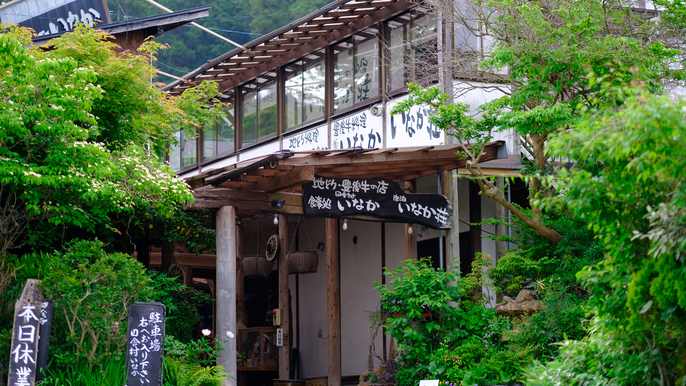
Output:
top-left (107, 0), bottom-right (331, 85)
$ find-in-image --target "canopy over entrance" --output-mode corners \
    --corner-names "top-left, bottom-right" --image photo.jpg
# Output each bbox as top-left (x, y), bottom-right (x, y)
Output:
top-left (188, 143), bottom-right (500, 222)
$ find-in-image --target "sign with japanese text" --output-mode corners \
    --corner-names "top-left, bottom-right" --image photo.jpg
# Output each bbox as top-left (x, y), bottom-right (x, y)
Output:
top-left (125, 302), bottom-right (165, 386)
top-left (283, 124), bottom-right (328, 151)
top-left (8, 279), bottom-right (42, 386)
top-left (36, 300), bottom-right (54, 382)
top-left (331, 110), bottom-right (383, 150)
top-left (303, 176), bottom-right (452, 229)
top-left (387, 96), bottom-right (444, 148)
top-left (0, 0), bottom-right (110, 37)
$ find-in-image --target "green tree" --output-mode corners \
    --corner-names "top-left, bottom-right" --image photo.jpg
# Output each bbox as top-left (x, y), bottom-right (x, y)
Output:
top-left (393, 0), bottom-right (683, 243)
top-left (0, 25), bottom-right (223, 256)
top-left (526, 82), bottom-right (686, 385)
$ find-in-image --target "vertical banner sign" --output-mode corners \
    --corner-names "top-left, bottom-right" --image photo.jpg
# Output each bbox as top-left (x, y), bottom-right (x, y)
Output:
top-left (8, 279), bottom-right (42, 386)
top-left (125, 302), bottom-right (165, 386)
top-left (35, 300), bottom-right (55, 382)
top-left (303, 176), bottom-right (452, 229)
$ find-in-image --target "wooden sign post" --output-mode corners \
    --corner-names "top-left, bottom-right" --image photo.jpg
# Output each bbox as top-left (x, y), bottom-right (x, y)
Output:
top-left (125, 302), bottom-right (165, 386)
top-left (35, 300), bottom-right (55, 382)
top-left (7, 279), bottom-right (42, 386)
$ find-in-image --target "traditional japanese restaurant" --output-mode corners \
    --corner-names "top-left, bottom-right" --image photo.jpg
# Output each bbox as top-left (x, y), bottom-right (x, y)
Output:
top-left (158, 0), bottom-right (524, 385)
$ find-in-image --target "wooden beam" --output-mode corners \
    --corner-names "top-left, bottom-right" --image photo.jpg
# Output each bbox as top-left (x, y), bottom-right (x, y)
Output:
top-left (190, 190), bottom-right (304, 213)
top-left (326, 218), bottom-right (341, 386)
top-left (249, 165), bottom-right (314, 192)
top-left (217, 0), bottom-right (414, 91)
top-left (278, 214), bottom-right (291, 379)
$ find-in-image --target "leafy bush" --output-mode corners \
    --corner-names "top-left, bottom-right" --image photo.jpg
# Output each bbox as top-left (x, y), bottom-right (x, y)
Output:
top-left (375, 257), bottom-right (511, 386)
top-left (485, 208), bottom-right (603, 297)
top-left (163, 356), bottom-right (227, 386)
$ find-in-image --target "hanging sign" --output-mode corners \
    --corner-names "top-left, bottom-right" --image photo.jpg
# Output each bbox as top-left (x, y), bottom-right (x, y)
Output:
top-left (302, 176), bottom-right (452, 229)
top-left (8, 279), bottom-right (42, 386)
top-left (125, 302), bottom-right (165, 386)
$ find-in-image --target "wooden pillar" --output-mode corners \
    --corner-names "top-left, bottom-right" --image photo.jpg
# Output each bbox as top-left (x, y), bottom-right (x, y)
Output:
top-left (405, 180), bottom-right (417, 260)
top-left (161, 239), bottom-right (174, 274)
top-left (216, 206), bottom-right (237, 386)
top-left (278, 214), bottom-right (291, 380)
top-left (469, 180), bottom-right (482, 274)
top-left (326, 218), bottom-right (341, 386)
top-left (495, 177), bottom-right (508, 265)
top-left (444, 170), bottom-right (460, 271)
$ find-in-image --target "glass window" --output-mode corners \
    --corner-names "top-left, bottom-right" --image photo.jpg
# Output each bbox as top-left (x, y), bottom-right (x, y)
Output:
top-left (333, 28), bottom-right (380, 112)
top-left (284, 50), bottom-right (325, 130)
top-left (387, 10), bottom-right (438, 92)
top-left (241, 74), bottom-right (277, 148)
top-left (169, 128), bottom-right (197, 171)
top-left (203, 97), bottom-right (235, 161)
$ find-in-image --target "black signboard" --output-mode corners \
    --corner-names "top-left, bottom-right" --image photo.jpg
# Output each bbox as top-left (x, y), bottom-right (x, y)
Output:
top-left (125, 302), bottom-right (165, 386)
top-left (8, 280), bottom-right (42, 386)
top-left (303, 176), bottom-right (452, 229)
top-left (36, 300), bottom-right (54, 382)
top-left (0, 0), bottom-right (110, 37)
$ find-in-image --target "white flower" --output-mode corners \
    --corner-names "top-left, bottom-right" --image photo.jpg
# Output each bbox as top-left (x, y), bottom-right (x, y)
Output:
top-left (202, 329), bottom-right (211, 336)
top-left (226, 331), bottom-right (235, 339)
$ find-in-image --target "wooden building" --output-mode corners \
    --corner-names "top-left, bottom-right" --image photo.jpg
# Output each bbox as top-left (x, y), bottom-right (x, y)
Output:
top-left (160, 1), bottom-right (523, 385)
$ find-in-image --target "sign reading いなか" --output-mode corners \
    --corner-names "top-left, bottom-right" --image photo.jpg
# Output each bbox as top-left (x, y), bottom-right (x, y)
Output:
top-left (125, 302), bottom-right (165, 386)
top-left (302, 176), bottom-right (452, 229)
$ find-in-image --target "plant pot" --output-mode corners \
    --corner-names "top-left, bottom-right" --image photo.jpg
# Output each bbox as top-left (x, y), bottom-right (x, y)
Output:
top-left (243, 256), bottom-right (273, 279)
top-left (287, 251), bottom-right (319, 274)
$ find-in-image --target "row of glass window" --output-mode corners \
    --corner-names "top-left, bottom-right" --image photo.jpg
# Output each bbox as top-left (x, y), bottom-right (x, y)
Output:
top-left (170, 9), bottom-right (447, 171)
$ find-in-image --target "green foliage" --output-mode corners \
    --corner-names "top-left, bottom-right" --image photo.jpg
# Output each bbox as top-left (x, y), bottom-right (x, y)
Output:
top-left (375, 257), bottom-right (506, 385)
top-left (486, 209), bottom-right (603, 296)
top-left (0, 25), bottom-right (224, 256)
top-left (162, 285), bottom-right (212, 343)
top-left (527, 84), bottom-right (686, 384)
top-left (41, 354), bottom-right (127, 386)
top-left (163, 356), bottom-right (227, 386)
top-left (38, 240), bottom-right (164, 366)
top-left (186, 336), bottom-right (224, 367)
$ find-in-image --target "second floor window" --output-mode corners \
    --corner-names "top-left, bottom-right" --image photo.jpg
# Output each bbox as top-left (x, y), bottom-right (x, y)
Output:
top-left (241, 73), bottom-right (277, 148)
top-left (284, 50), bottom-right (326, 130)
top-left (204, 99), bottom-right (235, 161)
top-left (333, 27), bottom-right (380, 112)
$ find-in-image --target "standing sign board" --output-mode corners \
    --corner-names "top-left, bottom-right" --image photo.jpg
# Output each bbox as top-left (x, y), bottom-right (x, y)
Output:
top-left (8, 279), bottom-right (42, 386)
top-left (303, 175), bottom-right (452, 229)
top-left (125, 302), bottom-right (165, 386)
top-left (36, 300), bottom-right (55, 382)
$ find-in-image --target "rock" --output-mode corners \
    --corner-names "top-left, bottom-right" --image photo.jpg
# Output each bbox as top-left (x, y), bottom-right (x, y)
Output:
top-left (495, 289), bottom-right (541, 317)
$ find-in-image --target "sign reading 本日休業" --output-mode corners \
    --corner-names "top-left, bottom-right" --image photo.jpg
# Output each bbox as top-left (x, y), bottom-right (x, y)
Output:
top-left (302, 176), bottom-right (452, 229)
top-left (125, 302), bottom-right (165, 386)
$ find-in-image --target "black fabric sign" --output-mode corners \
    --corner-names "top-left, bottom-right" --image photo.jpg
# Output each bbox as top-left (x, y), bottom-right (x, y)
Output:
top-left (303, 176), bottom-right (452, 229)
top-left (125, 302), bottom-right (165, 386)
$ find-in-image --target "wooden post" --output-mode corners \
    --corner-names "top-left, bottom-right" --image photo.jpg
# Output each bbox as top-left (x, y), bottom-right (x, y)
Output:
top-left (8, 279), bottom-right (42, 386)
top-left (326, 218), bottom-right (341, 386)
top-left (469, 180), bottom-right (482, 276)
top-left (216, 206), bottom-right (237, 386)
top-left (495, 177), bottom-right (508, 265)
top-left (444, 170), bottom-right (460, 271)
top-left (278, 214), bottom-right (291, 379)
